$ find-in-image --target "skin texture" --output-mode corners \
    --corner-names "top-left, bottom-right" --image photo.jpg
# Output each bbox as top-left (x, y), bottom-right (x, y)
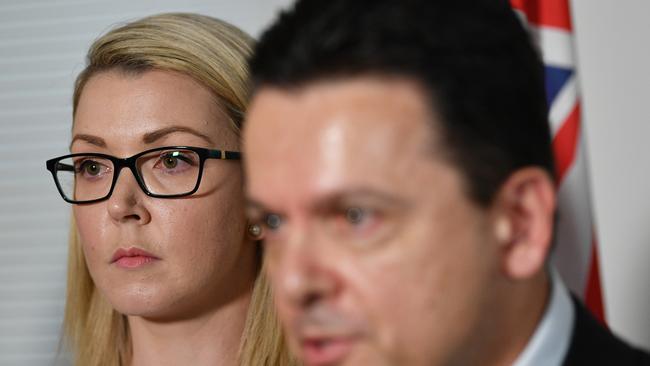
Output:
top-left (72, 69), bottom-right (256, 365)
top-left (244, 77), bottom-right (555, 366)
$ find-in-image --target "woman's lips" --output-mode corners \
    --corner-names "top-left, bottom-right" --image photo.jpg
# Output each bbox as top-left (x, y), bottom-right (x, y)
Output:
top-left (111, 247), bottom-right (160, 269)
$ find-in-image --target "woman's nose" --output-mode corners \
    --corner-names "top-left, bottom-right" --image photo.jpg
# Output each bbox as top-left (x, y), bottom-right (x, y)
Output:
top-left (106, 168), bottom-right (151, 225)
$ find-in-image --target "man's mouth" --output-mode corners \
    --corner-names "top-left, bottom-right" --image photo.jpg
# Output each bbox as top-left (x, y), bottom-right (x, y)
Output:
top-left (301, 335), bottom-right (356, 366)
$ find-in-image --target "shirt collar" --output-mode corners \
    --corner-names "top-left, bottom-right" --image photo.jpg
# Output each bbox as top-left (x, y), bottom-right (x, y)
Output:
top-left (512, 268), bottom-right (575, 366)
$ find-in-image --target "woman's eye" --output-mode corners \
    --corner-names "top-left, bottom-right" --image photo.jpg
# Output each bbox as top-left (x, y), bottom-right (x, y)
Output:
top-left (84, 161), bottom-right (101, 175)
top-left (156, 151), bottom-right (196, 173)
top-left (162, 156), bottom-right (179, 169)
top-left (76, 160), bottom-right (108, 178)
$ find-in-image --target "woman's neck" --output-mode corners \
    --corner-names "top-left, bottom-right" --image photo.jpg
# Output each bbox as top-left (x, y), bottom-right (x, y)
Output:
top-left (127, 288), bottom-right (252, 366)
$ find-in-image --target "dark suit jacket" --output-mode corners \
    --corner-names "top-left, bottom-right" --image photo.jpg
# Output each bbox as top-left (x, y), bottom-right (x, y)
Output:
top-left (563, 297), bottom-right (650, 365)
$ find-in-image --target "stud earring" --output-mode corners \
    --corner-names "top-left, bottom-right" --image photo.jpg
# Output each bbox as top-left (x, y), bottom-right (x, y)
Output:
top-left (247, 223), bottom-right (262, 238)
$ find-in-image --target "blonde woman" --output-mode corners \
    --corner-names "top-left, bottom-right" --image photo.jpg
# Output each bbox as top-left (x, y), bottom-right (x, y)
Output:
top-left (46, 13), bottom-right (294, 366)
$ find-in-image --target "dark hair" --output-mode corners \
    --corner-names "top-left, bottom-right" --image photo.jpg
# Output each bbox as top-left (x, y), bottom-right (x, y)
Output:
top-left (250, 0), bottom-right (554, 206)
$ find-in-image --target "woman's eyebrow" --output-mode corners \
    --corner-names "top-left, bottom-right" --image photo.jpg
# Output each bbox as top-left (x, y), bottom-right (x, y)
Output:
top-left (142, 125), bottom-right (214, 145)
top-left (69, 126), bottom-right (214, 151)
top-left (69, 134), bottom-right (106, 150)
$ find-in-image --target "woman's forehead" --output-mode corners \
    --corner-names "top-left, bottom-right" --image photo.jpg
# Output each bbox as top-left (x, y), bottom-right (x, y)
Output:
top-left (73, 69), bottom-right (239, 151)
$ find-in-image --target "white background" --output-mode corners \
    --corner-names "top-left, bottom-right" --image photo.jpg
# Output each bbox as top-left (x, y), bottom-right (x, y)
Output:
top-left (0, 0), bottom-right (648, 365)
top-left (572, 0), bottom-right (650, 354)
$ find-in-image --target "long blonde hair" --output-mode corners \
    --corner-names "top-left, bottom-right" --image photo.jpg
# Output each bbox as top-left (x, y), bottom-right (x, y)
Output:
top-left (63, 13), bottom-right (294, 366)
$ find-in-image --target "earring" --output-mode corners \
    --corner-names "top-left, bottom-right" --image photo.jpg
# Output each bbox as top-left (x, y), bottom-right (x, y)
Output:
top-left (247, 223), bottom-right (262, 238)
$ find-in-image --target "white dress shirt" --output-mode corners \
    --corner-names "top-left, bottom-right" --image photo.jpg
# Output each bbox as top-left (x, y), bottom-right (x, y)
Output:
top-left (512, 268), bottom-right (575, 366)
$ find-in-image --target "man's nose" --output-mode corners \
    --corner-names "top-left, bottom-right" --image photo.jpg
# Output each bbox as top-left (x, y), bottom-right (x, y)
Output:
top-left (271, 229), bottom-right (341, 309)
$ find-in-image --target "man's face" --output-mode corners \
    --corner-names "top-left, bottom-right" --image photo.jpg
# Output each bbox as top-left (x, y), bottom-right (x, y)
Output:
top-left (244, 77), bottom-right (501, 366)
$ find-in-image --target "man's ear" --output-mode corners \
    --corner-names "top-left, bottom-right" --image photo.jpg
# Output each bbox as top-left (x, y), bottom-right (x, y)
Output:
top-left (489, 167), bottom-right (556, 280)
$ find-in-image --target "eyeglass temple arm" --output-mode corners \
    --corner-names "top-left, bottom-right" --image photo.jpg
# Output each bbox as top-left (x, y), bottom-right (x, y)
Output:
top-left (55, 162), bottom-right (75, 172)
top-left (207, 150), bottom-right (241, 160)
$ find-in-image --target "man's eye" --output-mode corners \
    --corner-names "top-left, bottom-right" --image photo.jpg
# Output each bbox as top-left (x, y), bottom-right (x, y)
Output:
top-left (334, 206), bottom-right (382, 235)
top-left (345, 207), bottom-right (366, 224)
top-left (265, 213), bottom-right (283, 230)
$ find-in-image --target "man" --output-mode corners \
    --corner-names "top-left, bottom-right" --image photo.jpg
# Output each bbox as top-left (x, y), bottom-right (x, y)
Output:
top-left (243, 0), bottom-right (650, 365)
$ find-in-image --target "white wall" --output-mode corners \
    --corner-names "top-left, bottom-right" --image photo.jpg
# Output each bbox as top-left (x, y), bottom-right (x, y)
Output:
top-left (0, 1), bottom-right (647, 365)
top-left (573, 0), bottom-right (650, 352)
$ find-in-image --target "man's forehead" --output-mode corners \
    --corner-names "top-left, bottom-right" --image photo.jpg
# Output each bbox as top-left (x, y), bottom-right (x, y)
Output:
top-left (246, 76), bottom-right (435, 137)
top-left (243, 76), bottom-right (446, 211)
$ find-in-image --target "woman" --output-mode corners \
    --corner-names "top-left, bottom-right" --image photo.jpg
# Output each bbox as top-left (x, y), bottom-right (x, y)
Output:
top-left (46, 13), bottom-right (293, 366)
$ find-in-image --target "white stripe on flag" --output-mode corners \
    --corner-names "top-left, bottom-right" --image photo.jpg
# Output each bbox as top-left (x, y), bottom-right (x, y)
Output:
top-left (549, 75), bottom-right (579, 135)
top-left (528, 25), bottom-right (575, 69)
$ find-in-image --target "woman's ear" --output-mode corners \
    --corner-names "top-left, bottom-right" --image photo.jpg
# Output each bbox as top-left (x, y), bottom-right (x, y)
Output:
top-left (490, 167), bottom-right (556, 280)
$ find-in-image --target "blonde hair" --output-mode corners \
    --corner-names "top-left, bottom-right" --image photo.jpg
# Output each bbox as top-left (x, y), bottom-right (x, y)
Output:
top-left (63, 13), bottom-right (295, 366)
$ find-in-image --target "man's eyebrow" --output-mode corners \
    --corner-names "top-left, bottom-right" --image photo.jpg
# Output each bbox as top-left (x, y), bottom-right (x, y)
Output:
top-left (245, 198), bottom-right (268, 214)
top-left (314, 188), bottom-right (406, 209)
top-left (142, 126), bottom-right (214, 145)
top-left (244, 189), bottom-right (407, 216)
top-left (69, 134), bottom-right (106, 150)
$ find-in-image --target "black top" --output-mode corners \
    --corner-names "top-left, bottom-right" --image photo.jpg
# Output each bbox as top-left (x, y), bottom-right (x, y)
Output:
top-left (563, 296), bottom-right (650, 365)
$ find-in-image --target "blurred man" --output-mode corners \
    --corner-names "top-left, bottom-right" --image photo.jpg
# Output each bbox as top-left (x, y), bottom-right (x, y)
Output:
top-left (243, 0), bottom-right (650, 365)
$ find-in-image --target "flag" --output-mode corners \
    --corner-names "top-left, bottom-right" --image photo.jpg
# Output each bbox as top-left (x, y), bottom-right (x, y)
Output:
top-left (511, 0), bottom-right (606, 323)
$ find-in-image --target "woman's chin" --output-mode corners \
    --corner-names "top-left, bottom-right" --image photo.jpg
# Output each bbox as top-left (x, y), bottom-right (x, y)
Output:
top-left (100, 285), bottom-right (176, 319)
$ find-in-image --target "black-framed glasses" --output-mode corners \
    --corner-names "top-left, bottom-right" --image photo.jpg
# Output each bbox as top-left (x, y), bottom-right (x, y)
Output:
top-left (46, 146), bottom-right (241, 204)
